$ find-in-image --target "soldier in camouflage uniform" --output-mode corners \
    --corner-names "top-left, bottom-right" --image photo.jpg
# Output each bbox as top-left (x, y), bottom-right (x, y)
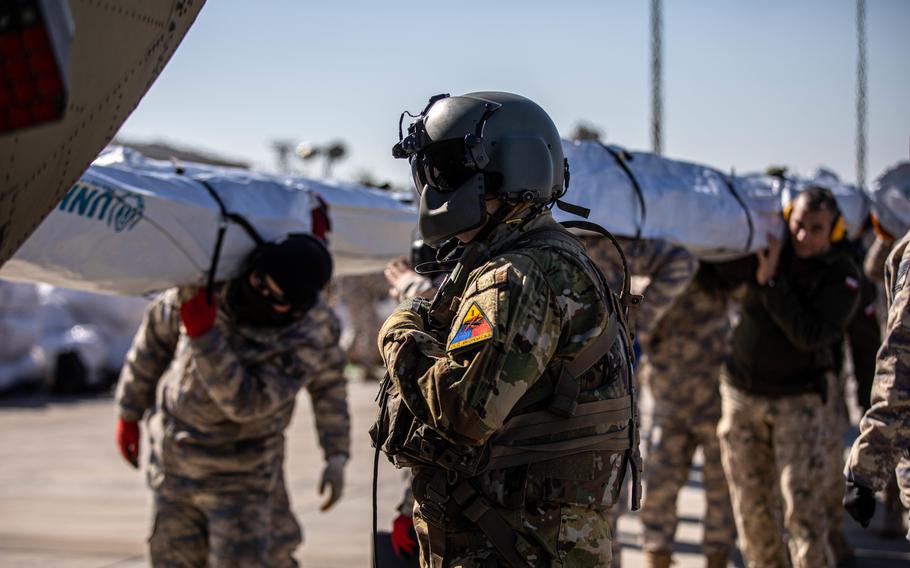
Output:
top-left (580, 235), bottom-right (696, 567)
top-left (383, 253), bottom-right (446, 560)
top-left (637, 262), bottom-right (740, 568)
top-left (115, 234), bottom-right (350, 567)
top-left (582, 236), bottom-right (697, 346)
top-left (845, 228), bottom-right (910, 539)
top-left (337, 272), bottom-right (389, 381)
top-left (375, 92), bottom-right (640, 567)
top-left (719, 188), bottom-right (861, 568)
top-left (859, 230), bottom-right (909, 537)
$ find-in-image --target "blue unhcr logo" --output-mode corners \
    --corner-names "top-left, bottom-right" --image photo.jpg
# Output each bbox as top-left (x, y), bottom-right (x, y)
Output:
top-left (58, 182), bottom-right (144, 232)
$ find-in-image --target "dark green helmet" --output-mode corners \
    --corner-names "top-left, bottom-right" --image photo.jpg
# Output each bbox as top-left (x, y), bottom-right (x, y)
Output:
top-left (393, 92), bottom-right (567, 245)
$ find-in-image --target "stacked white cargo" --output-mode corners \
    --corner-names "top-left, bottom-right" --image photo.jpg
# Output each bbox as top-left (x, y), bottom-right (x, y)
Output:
top-left (0, 281), bottom-right (47, 391)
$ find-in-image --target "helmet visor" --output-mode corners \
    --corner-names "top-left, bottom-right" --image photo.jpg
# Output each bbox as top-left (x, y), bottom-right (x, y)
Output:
top-left (410, 138), bottom-right (477, 194)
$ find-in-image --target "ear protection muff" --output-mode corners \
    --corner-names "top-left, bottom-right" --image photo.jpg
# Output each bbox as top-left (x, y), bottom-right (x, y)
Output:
top-left (783, 201), bottom-right (847, 243)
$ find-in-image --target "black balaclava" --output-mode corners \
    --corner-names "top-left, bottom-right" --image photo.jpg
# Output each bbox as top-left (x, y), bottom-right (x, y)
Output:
top-left (226, 234), bottom-right (333, 328)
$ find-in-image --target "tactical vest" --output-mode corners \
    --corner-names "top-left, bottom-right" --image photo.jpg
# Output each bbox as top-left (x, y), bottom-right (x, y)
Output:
top-left (371, 225), bottom-right (642, 567)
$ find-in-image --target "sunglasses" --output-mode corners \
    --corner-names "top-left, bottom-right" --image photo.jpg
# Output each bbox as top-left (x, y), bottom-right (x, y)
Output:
top-left (250, 271), bottom-right (290, 307)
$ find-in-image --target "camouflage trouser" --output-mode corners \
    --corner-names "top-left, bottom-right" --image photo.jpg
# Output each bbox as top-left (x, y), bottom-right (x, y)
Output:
top-left (640, 414), bottom-right (735, 555)
top-left (899, 456), bottom-right (910, 511)
top-left (149, 478), bottom-right (301, 567)
top-left (606, 487), bottom-right (627, 568)
top-left (718, 378), bottom-right (834, 568)
top-left (412, 502), bottom-right (613, 567)
top-left (337, 273), bottom-right (386, 369)
top-left (895, 456), bottom-right (910, 541)
top-left (822, 373), bottom-right (850, 537)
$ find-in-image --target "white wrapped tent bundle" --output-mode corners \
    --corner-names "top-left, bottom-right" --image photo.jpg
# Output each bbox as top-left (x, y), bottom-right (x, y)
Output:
top-left (0, 350), bottom-right (46, 392)
top-left (0, 147), bottom-right (417, 296)
top-left (556, 139), bottom-right (784, 260)
top-left (46, 286), bottom-right (148, 371)
top-left (0, 279), bottom-right (47, 391)
top-left (868, 162), bottom-right (910, 238)
top-left (0, 280), bottom-right (43, 361)
top-left (556, 140), bottom-right (870, 260)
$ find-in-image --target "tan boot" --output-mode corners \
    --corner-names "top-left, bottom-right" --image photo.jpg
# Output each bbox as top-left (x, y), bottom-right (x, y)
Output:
top-left (705, 550), bottom-right (729, 568)
top-left (643, 551), bottom-right (672, 568)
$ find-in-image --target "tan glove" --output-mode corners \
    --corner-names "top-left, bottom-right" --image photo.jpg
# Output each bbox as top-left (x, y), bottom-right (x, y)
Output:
top-left (319, 454), bottom-right (347, 511)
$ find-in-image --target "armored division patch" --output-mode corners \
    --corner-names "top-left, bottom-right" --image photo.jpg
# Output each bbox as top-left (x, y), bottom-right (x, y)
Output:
top-left (448, 302), bottom-right (493, 352)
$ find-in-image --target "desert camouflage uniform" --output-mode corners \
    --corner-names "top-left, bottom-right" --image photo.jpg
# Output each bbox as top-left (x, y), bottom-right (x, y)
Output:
top-left (337, 273), bottom-right (388, 375)
top-left (379, 212), bottom-right (636, 567)
top-left (864, 236), bottom-right (894, 284)
top-left (582, 236), bottom-right (697, 566)
top-left (116, 289), bottom-right (349, 567)
top-left (822, 363), bottom-right (851, 545)
top-left (638, 276), bottom-right (736, 557)
top-left (846, 230), bottom-right (910, 538)
top-left (719, 376), bottom-right (830, 568)
top-left (582, 236), bottom-right (698, 345)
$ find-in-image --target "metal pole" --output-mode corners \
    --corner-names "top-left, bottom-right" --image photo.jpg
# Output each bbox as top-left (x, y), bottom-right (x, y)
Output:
top-left (856, 0), bottom-right (867, 188)
top-left (650, 0), bottom-right (663, 155)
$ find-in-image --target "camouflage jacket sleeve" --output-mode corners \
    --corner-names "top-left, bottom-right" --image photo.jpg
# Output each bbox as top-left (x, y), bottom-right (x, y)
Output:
top-left (189, 302), bottom-right (348, 443)
top-left (582, 236), bottom-right (696, 344)
top-left (379, 254), bottom-right (562, 447)
top-left (757, 257), bottom-right (861, 351)
top-left (115, 290), bottom-right (181, 422)
top-left (863, 237), bottom-right (893, 284)
top-left (632, 241), bottom-right (698, 344)
top-left (301, 303), bottom-right (351, 459)
top-left (847, 240), bottom-right (910, 490)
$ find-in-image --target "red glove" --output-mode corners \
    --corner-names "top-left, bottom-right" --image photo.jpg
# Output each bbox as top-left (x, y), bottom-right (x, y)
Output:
top-left (116, 418), bottom-right (140, 469)
top-left (391, 513), bottom-right (417, 558)
top-left (180, 288), bottom-right (217, 338)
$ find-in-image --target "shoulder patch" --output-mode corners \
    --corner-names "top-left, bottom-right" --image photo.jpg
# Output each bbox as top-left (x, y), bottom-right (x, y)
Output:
top-left (448, 302), bottom-right (494, 352)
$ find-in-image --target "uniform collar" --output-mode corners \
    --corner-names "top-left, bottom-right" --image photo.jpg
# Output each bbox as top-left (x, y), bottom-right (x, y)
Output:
top-left (479, 209), bottom-right (557, 256)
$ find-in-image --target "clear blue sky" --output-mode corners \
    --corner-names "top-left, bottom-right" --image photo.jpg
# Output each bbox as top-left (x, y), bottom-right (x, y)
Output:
top-left (119, 0), bottom-right (910, 189)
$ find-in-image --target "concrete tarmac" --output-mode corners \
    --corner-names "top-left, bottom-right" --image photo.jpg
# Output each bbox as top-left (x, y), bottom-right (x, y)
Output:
top-left (0, 379), bottom-right (908, 567)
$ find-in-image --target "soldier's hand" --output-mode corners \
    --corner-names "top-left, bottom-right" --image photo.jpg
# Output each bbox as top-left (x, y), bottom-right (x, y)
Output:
top-left (385, 257), bottom-right (413, 289)
top-left (391, 513), bottom-right (417, 558)
top-left (319, 454), bottom-right (347, 511)
top-left (843, 480), bottom-right (876, 528)
top-left (180, 287), bottom-right (217, 338)
top-left (116, 418), bottom-right (140, 469)
top-left (756, 232), bottom-right (783, 286)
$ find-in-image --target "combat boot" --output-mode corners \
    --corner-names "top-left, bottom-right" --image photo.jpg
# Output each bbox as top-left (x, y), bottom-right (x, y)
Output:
top-left (705, 549), bottom-right (728, 568)
top-left (643, 551), bottom-right (672, 568)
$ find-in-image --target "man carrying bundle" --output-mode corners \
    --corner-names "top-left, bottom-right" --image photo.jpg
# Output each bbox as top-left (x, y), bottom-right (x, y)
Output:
top-left (115, 234), bottom-right (349, 567)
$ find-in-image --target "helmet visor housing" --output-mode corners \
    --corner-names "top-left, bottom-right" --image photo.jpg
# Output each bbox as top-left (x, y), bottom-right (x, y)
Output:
top-left (410, 138), bottom-right (479, 194)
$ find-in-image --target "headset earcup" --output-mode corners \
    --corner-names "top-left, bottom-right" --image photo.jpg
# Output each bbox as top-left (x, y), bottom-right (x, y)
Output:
top-left (783, 202), bottom-right (793, 222)
top-left (831, 215), bottom-right (847, 242)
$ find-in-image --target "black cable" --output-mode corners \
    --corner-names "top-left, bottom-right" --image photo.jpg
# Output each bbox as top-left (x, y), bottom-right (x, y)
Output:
top-left (598, 144), bottom-right (647, 240)
top-left (372, 379), bottom-right (391, 568)
top-left (560, 219), bottom-right (632, 301)
top-left (193, 178), bottom-right (266, 300)
top-left (721, 174), bottom-right (754, 251)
